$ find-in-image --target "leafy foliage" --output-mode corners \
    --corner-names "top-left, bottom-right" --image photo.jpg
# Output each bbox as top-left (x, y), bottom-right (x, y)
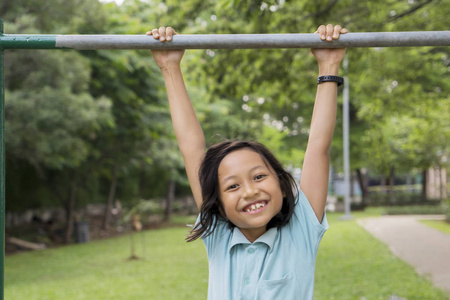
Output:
top-left (3, 0), bottom-right (450, 219)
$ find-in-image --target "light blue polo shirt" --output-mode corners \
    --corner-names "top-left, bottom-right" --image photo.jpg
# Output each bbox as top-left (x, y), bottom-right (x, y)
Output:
top-left (201, 189), bottom-right (328, 300)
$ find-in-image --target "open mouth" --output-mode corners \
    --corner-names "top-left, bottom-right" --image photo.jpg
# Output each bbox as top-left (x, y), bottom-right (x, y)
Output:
top-left (242, 201), bottom-right (268, 213)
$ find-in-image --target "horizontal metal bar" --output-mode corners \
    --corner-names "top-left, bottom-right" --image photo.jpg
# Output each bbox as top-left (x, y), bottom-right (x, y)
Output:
top-left (1, 31), bottom-right (450, 50)
top-left (0, 35), bottom-right (58, 49)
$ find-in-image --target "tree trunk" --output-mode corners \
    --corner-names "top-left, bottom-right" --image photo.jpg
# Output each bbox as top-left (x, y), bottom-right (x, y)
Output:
top-left (438, 165), bottom-right (445, 201)
top-left (164, 178), bottom-right (175, 222)
top-left (356, 168), bottom-right (369, 206)
top-left (422, 169), bottom-right (428, 201)
top-left (64, 180), bottom-right (77, 243)
top-left (389, 166), bottom-right (395, 204)
top-left (103, 165), bottom-right (118, 230)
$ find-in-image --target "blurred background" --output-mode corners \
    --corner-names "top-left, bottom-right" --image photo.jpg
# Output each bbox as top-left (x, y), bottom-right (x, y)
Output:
top-left (2, 0), bottom-right (450, 299)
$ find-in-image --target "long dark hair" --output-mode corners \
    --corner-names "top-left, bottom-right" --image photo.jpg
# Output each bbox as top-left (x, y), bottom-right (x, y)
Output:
top-left (186, 140), bottom-right (298, 242)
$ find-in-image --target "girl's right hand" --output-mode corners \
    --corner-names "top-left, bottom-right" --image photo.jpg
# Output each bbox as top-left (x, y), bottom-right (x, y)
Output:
top-left (147, 26), bottom-right (185, 70)
top-left (311, 24), bottom-right (348, 68)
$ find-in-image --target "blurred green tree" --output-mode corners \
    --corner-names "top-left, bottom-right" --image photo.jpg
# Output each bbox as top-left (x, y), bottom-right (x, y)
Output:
top-left (3, 10), bottom-right (114, 241)
top-left (3, 0), bottom-right (450, 246)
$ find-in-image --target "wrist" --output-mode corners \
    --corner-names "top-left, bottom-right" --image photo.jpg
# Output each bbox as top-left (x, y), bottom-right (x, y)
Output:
top-left (160, 64), bottom-right (182, 74)
top-left (318, 63), bottom-right (340, 76)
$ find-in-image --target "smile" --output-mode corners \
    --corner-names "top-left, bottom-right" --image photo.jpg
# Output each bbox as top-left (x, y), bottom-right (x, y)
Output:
top-left (242, 201), bottom-right (268, 213)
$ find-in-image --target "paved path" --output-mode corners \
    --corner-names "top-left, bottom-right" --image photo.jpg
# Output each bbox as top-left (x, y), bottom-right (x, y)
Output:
top-left (357, 215), bottom-right (450, 294)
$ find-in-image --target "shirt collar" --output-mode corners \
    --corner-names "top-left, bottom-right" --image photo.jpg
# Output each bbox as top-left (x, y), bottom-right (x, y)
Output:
top-left (228, 227), bottom-right (278, 253)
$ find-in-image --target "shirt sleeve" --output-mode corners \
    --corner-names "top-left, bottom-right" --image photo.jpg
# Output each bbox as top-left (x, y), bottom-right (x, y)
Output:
top-left (287, 189), bottom-right (328, 260)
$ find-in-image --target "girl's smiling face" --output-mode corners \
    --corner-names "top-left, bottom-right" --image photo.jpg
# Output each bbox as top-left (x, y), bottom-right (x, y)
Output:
top-left (217, 149), bottom-right (284, 242)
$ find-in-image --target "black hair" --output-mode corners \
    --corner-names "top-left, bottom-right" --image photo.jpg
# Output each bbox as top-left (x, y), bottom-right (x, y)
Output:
top-left (186, 140), bottom-right (298, 242)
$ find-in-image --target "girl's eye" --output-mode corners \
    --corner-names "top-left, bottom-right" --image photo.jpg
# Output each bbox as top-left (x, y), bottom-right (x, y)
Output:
top-left (226, 184), bottom-right (239, 191)
top-left (255, 174), bottom-right (266, 180)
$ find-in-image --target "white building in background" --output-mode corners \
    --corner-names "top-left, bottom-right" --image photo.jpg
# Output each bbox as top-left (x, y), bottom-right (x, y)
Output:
top-left (426, 168), bottom-right (447, 200)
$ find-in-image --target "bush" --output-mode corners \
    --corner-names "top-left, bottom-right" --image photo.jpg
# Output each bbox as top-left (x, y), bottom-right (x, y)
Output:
top-left (351, 202), bottom-right (366, 211)
top-left (384, 205), bottom-right (446, 215)
top-left (121, 199), bottom-right (163, 225)
top-left (366, 191), bottom-right (441, 207)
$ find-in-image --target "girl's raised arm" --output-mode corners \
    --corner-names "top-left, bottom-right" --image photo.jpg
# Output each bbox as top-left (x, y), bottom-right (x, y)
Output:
top-left (148, 27), bottom-right (205, 210)
top-left (300, 24), bottom-right (348, 221)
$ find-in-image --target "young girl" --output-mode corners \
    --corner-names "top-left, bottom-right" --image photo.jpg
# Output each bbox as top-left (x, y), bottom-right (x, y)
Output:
top-left (148, 24), bottom-right (348, 299)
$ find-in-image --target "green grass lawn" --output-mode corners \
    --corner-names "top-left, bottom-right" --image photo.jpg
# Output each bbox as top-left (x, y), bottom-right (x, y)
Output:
top-left (5, 227), bottom-right (209, 299)
top-left (5, 212), bottom-right (450, 300)
top-left (315, 214), bottom-right (449, 300)
top-left (420, 219), bottom-right (450, 235)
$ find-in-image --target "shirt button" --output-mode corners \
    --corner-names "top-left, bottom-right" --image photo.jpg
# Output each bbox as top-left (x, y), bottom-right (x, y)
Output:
top-left (248, 248), bottom-right (255, 254)
top-left (244, 278), bottom-right (250, 285)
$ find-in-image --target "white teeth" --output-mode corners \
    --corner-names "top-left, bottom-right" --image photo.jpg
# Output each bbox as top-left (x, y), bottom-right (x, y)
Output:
top-left (245, 202), bottom-right (266, 212)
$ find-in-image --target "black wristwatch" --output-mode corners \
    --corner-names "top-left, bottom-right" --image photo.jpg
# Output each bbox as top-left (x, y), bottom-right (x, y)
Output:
top-left (317, 75), bottom-right (344, 86)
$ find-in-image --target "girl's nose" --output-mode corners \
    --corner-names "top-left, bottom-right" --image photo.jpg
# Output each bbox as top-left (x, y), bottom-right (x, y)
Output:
top-left (242, 182), bottom-right (259, 199)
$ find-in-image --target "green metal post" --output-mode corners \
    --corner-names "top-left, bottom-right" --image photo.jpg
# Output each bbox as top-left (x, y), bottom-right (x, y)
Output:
top-left (0, 19), bottom-right (4, 300)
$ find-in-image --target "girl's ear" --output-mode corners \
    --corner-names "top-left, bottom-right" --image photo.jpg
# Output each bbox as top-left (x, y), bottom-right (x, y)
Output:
top-left (277, 174), bottom-right (286, 197)
top-left (218, 206), bottom-right (227, 219)
top-left (216, 200), bottom-right (228, 220)
top-left (281, 186), bottom-right (287, 198)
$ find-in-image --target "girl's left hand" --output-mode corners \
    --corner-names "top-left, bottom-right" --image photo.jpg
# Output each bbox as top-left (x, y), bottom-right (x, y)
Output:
top-left (311, 24), bottom-right (348, 67)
